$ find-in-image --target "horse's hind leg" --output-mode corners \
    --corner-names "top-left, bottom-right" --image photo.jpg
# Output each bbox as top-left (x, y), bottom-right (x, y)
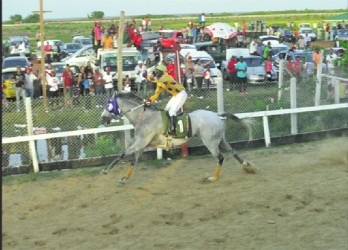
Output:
top-left (119, 149), bottom-right (144, 185)
top-left (220, 139), bottom-right (256, 174)
top-left (203, 142), bottom-right (224, 182)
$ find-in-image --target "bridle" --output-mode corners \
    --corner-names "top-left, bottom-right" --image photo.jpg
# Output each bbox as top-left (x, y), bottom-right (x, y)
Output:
top-left (104, 97), bottom-right (144, 116)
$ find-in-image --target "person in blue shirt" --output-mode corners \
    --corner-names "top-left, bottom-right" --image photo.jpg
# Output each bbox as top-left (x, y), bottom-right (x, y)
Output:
top-left (235, 56), bottom-right (248, 94)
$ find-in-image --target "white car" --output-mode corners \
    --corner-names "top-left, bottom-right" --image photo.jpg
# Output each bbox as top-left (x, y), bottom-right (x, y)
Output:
top-left (259, 35), bottom-right (280, 46)
top-left (299, 28), bottom-right (317, 41)
top-left (61, 45), bottom-right (96, 68)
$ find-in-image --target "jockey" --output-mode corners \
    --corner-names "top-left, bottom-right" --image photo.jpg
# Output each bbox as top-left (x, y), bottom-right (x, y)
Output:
top-left (146, 64), bottom-right (188, 136)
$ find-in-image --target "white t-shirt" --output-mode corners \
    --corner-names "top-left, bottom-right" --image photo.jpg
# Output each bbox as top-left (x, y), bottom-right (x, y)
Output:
top-left (103, 73), bottom-right (113, 89)
top-left (326, 53), bottom-right (337, 69)
top-left (47, 76), bottom-right (59, 91)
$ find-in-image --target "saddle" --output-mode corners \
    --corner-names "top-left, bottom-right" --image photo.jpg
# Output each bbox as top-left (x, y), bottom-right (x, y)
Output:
top-left (161, 111), bottom-right (191, 139)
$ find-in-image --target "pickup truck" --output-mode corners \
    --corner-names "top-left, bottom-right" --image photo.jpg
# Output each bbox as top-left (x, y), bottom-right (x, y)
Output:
top-left (158, 30), bottom-right (185, 49)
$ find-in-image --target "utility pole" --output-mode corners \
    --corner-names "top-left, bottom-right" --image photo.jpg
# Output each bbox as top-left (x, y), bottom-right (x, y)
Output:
top-left (117, 11), bottom-right (125, 92)
top-left (32, 0), bottom-right (52, 108)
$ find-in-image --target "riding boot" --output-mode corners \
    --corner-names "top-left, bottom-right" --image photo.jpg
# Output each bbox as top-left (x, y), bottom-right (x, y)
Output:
top-left (168, 116), bottom-right (177, 136)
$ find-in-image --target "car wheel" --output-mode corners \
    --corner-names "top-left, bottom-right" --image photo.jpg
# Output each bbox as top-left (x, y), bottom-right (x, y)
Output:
top-left (223, 69), bottom-right (229, 80)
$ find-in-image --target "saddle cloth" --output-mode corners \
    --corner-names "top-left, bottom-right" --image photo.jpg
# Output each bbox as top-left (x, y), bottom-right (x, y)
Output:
top-left (160, 111), bottom-right (191, 138)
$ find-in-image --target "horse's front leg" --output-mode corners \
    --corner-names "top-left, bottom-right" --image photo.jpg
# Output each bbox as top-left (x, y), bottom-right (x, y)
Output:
top-left (233, 151), bottom-right (256, 174)
top-left (119, 149), bottom-right (144, 185)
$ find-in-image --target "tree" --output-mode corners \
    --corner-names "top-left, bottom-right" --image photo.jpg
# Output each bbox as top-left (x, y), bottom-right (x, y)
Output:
top-left (87, 11), bottom-right (104, 20)
top-left (9, 14), bottom-right (23, 23)
top-left (23, 14), bottom-right (40, 23)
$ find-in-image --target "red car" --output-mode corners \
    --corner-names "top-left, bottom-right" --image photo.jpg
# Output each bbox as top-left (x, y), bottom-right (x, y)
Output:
top-left (158, 30), bottom-right (185, 49)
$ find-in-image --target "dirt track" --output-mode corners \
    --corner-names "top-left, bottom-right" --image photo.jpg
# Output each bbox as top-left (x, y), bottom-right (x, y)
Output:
top-left (3, 137), bottom-right (348, 250)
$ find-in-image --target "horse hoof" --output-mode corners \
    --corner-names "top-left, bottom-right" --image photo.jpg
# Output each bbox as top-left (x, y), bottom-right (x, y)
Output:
top-left (202, 176), bottom-right (216, 183)
top-left (118, 177), bottom-right (127, 185)
top-left (100, 169), bottom-right (108, 175)
top-left (243, 161), bottom-right (256, 174)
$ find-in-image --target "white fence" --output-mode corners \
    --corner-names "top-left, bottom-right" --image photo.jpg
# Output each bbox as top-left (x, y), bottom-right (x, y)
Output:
top-left (2, 94), bottom-right (347, 173)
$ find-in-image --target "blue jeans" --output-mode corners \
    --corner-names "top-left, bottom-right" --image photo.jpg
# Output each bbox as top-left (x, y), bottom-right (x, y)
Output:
top-left (105, 87), bottom-right (115, 99)
top-left (26, 88), bottom-right (34, 99)
top-left (94, 85), bottom-right (105, 106)
top-left (137, 80), bottom-right (147, 95)
top-left (16, 87), bottom-right (25, 111)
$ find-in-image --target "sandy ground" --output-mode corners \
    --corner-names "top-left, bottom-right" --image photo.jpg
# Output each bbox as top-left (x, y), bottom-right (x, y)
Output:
top-left (3, 137), bottom-right (348, 250)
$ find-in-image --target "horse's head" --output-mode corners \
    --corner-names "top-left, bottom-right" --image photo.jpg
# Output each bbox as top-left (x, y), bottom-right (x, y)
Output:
top-left (100, 98), bottom-right (121, 125)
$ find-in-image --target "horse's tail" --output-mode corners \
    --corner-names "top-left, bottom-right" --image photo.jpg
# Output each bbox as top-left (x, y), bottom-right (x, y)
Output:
top-left (220, 113), bottom-right (254, 142)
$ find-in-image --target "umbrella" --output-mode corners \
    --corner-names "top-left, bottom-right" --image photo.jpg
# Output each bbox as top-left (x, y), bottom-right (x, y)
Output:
top-left (204, 22), bottom-right (239, 39)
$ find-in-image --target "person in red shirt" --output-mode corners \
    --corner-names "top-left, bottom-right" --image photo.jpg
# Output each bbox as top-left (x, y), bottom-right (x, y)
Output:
top-left (227, 55), bottom-right (238, 90)
top-left (166, 59), bottom-right (176, 80)
top-left (62, 64), bottom-right (74, 108)
top-left (286, 56), bottom-right (294, 76)
top-left (133, 31), bottom-right (142, 51)
top-left (44, 42), bottom-right (51, 63)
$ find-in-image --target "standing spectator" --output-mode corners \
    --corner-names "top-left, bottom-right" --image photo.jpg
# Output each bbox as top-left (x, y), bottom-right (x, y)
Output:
top-left (203, 66), bottom-right (212, 89)
top-left (62, 64), bottom-right (74, 109)
top-left (52, 41), bottom-right (61, 62)
top-left (46, 71), bottom-right (59, 108)
top-left (227, 55), bottom-right (238, 90)
top-left (84, 61), bottom-right (94, 76)
top-left (185, 68), bottom-right (194, 93)
top-left (18, 41), bottom-right (26, 57)
top-left (256, 41), bottom-right (265, 57)
top-left (265, 55), bottom-right (273, 84)
top-left (235, 56), bottom-right (248, 94)
top-left (44, 42), bottom-right (51, 63)
top-left (297, 36), bottom-right (306, 49)
top-left (133, 30), bottom-right (142, 51)
top-left (33, 70), bottom-right (42, 98)
top-left (304, 33), bottom-right (311, 49)
top-left (113, 32), bottom-right (118, 48)
top-left (200, 13), bottom-right (206, 26)
top-left (24, 67), bottom-right (35, 99)
top-left (77, 66), bottom-right (86, 95)
top-left (194, 59), bottom-right (205, 97)
top-left (11, 66), bottom-right (26, 112)
top-left (123, 75), bottom-right (131, 92)
top-left (93, 67), bottom-right (105, 108)
top-left (166, 59), bottom-right (176, 80)
top-left (192, 25), bottom-right (198, 43)
top-left (249, 39), bottom-right (258, 55)
top-left (83, 71), bottom-right (93, 109)
top-left (135, 60), bottom-right (147, 95)
top-left (263, 42), bottom-right (271, 60)
top-left (294, 56), bottom-right (302, 82)
top-left (93, 21), bottom-right (103, 54)
top-left (326, 49), bottom-right (337, 74)
top-left (312, 48), bottom-right (321, 71)
top-left (102, 32), bottom-right (114, 49)
top-left (286, 55), bottom-right (294, 76)
top-left (103, 67), bottom-right (115, 99)
top-left (145, 16), bottom-right (150, 31)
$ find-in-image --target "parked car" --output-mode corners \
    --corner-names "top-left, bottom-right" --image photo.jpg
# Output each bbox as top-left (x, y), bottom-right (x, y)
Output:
top-left (60, 43), bottom-right (83, 59)
top-left (279, 29), bottom-right (296, 43)
top-left (2, 67), bottom-right (22, 99)
top-left (222, 54), bottom-right (277, 84)
top-left (298, 28), bottom-right (317, 41)
top-left (36, 40), bottom-right (64, 61)
top-left (272, 50), bottom-right (327, 73)
top-left (61, 45), bottom-right (96, 68)
top-left (270, 44), bottom-right (289, 56)
top-left (194, 41), bottom-right (228, 67)
top-left (140, 31), bottom-right (162, 66)
top-left (72, 36), bottom-right (93, 47)
top-left (335, 29), bottom-right (348, 41)
top-left (46, 62), bottom-right (79, 91)
top-left (158, 30), bottom-right (185, 49)
top-left (8, 35), bottom-right (31, 58)
top-left (2, 56), bottom-right (31, 69)
top-left (259, 35), bottom-right (280, 46)
top-left (298, 23), bottom-right (311, 29)
top-left (167, 50), bottom-right (223, 88)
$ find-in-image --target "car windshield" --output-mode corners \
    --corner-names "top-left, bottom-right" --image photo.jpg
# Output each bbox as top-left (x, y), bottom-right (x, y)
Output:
top-left (3, 59), bottom-right (28, 68)
top-left (192, 59), bottom-right (216, 69)
top-left (272, 46), bottom-right (288, 55)
top-left (67, 44), bottom-right (82, 50)
top-left (301, 30), bottom-right (314, 34)
top-left (101, 53), bottom-right (141, 71)
top-left (142, 32), bottom-right (161, 40)
top-left (162, 33), bottom-right (174, 39)
top-left (2, 72), bottom-right (15, 81)
top-left (243, 57), bottom-right (263, 67)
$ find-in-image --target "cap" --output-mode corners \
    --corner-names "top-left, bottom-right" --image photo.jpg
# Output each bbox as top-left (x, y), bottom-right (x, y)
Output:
top-left (156, 64), bottom-right (167, 72)
top-left (138, 60), bottom-right (143, 64)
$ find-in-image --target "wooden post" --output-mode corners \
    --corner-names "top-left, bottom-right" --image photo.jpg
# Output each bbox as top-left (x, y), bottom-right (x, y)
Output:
top-left (117, 11), bottom-right (125, 93)
top-left (39, 0), bottom-right (48, 109)
top-left (25, 97), bottom-right (39, 173)
top-left (290, 77), bottom-right (298, 135)
top-left (277, 59), bottom-right (284, 102)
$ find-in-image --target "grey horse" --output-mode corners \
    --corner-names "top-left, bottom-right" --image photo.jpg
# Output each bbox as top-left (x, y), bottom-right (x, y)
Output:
top-left (100, 93), bottom-right (255, 184)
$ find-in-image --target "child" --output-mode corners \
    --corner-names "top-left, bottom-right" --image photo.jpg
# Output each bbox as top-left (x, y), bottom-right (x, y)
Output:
top-left (123, 75), bottom-right (131, 92)
top-left (203, 66), bottom-right (212, 89)
top-left (83, 71), bottom-right (92, 96)
top-left (185, 68), bottom-right (194, 93)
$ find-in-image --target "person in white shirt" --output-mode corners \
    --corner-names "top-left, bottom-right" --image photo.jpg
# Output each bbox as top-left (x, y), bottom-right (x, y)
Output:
top-left (18, 41), bottom-right (26, 57)
top-left (134, 60), bottom-right (147, 95)
top-left (47, 71), bottom-right (60, 107)
top-left (103, 67), bottom-right (116, 99)
top-left (326, 49), bottom-right (337, 74)
top-left (24, 68), bottom-right (36, 99)
top-left (249, 39), bottom-right (258, 55)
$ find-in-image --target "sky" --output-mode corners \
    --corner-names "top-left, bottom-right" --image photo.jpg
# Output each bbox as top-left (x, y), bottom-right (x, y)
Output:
top-left (2, 0), bottom-right (347, 21)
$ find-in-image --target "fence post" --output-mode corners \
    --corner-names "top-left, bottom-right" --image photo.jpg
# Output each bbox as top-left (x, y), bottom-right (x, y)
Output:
top-left (277, 59), bottom-right (284, 102)
top-left (217, 78), bottom-right (224, 115)
top-left (315, 52), bottom-right (323, 106)
top-left (262, 115), bottom-right (271, 147)
top-left (25, 97), bottom-right (39, 173)
top-left (334, 78), bottom-right (340, 104)
top-left (290, 77), bottom-right (298, 135)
